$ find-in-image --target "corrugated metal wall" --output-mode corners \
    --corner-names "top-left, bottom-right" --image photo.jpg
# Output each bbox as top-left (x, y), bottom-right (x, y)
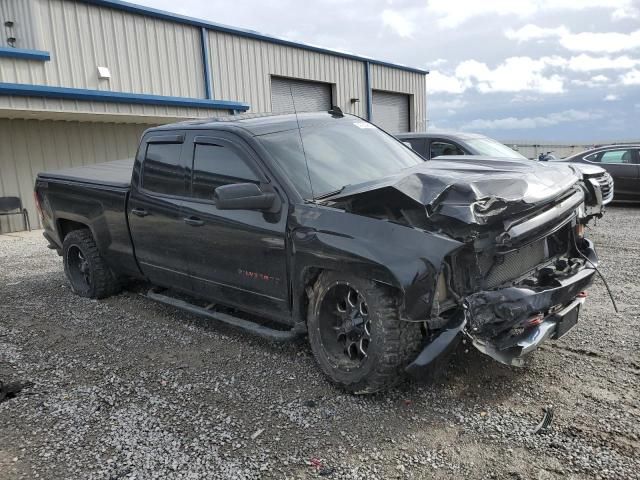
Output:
top-left (0, 0), bottom-right (426, 126)
top-left (206, 30), bottom-right (368, 117)
top-left (369, 64), bottom-right (427, 132)
top-left (0, 0), bottom-right (40, 49)
top-left (1, 0), bottom-right (206, 96)
top-left (0, 118), bottom-right (147, 232)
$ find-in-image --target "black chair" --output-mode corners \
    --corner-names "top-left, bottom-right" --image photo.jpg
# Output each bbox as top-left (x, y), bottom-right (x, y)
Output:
top-left (0, 196), bottom-right (31, 232)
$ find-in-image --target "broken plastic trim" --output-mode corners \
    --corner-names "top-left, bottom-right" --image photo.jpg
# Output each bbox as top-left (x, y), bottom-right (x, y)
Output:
top-left (497, 189), bottom-right (583, 247)
top-left (405, 310), bottom-right (466, 377)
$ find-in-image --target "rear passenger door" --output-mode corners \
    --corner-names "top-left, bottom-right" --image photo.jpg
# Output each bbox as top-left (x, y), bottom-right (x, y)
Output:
top-left (128, 133), bottom-right (194, 292)
top-left (181, 132), bottom-right (290, 319)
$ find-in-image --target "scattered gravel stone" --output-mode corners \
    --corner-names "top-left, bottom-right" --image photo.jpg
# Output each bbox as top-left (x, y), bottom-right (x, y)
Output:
top-left (0, 207), bottom-right (639, 479)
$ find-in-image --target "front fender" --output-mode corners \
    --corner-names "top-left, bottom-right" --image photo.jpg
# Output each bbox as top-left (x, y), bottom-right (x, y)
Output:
top-left (289, 204), bottom-right (463, 322)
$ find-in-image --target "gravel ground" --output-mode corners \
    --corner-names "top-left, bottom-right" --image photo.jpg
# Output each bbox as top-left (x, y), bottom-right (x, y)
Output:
top-left (1, 206), bottom-right (639, 480)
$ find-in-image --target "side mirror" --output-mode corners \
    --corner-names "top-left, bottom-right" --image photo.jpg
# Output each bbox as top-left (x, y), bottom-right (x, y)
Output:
top-left (214, 183), bottom-right (277, 211)
top-left (402, 141), bottom-right (413, 149)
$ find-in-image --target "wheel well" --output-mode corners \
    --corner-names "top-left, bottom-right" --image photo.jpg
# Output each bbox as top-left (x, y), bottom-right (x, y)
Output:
top-left (298, 267), bottom-right (403, 323)
top-left (57, 219), bottom-right (89, 240)
top-left (297, 267), bottom-right (323, 323)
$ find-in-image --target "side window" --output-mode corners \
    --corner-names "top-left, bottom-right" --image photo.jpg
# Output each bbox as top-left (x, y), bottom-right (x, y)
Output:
top-left (404, 138), bottom-right (425, 155)
top-left (142, 143), bottom-right (186, 196)
top-left (598, 150), bottom-right (633, 164)
top-left (430, 141), bottom-right (465, 158)
top-left (192, 143), bottom-right (259, 200)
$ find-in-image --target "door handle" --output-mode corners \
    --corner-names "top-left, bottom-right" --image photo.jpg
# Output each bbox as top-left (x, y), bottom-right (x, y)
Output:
top-left (131, 208), bottom-right (149, 217)
top-left (183, 216), bottom-right (204, 227)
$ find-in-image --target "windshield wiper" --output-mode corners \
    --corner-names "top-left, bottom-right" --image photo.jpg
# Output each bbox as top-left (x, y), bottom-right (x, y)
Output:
top-left (313, 185), bottom-right (348, 201)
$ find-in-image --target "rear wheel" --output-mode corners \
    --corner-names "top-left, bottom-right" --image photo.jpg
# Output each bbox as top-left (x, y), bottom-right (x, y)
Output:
top-left (62, 229), bottom-right (121, 299)
top-left (307, 271), bottom-right (423, 394)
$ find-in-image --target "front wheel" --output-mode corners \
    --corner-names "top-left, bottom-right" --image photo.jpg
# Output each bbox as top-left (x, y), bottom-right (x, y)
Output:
top-left (62, 229), bottom-right (121, 299)
top-left (307, 271), bottom-right (423, 394)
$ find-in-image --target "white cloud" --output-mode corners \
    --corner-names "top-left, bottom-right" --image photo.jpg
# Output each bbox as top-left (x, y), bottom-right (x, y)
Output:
top-left (428, 57), bottom-right (567, 94)
top-left (428, 57), bottom-right (566, 95)
top-left (509, 94), bottom-right (544, 104)
top-left (621, 69), bottom-right (640, 85)
top-left (505, 25), bottom-right (568, 42)
top-left (506, 25), bottom-right (640, 53)
top-left (427, 70), bottom-right (469, 94)
top-left (461, 109), bottom-right (603, 130)
top-left (604, 94), bottom-right (619, 101)
top-left (426, 53), bottom-right (640, 95)
top-left (565, 54), bottom-right (640, 72)
top-left (429, 98), bottom-right (468, 110)
top-left (381, 10), bottom-right (416, 38)
top-left (430, 58), bottom-right (448, 67)
top-left (455, 57), bottom-right (565, 94)
top-left (571, 74), bottom-right (611, 87)
top-left (427, 0), bottom-right (638, 28)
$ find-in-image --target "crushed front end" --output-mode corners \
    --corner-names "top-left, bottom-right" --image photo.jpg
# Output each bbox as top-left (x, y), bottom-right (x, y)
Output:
top-left (407, 186), bottom-right (598, 375)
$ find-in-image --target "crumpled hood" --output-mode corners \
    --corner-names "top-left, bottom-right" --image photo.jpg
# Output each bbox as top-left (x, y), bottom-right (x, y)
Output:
top-left (327, 156), bottom-right (581, 225)
top-left (557, 161), bottom-right (606, 177)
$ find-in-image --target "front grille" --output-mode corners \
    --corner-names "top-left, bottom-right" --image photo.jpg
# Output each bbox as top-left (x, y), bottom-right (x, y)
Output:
top-left (475, 223), bottom-right (572, 289)
top-left (481, 239), bottom-right (547, 288)
top-left (595, 173), bottom-right (614, 202)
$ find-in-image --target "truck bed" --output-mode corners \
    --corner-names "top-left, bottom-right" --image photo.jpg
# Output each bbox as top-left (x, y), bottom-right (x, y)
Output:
top-left (38, 159), bottom-right (134, 189)
top-left (35, 158), bottom-right (139, 278)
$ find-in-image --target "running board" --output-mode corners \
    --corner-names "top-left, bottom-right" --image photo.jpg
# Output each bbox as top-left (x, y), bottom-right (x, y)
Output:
top-left (145, 290), bottom-right (301, 342)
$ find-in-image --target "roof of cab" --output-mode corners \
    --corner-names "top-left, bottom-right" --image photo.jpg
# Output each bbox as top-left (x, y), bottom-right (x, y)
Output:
top-left (148, 111), bottom-right (357, 137)
top-left (396, 130), bottom-right (487, 140)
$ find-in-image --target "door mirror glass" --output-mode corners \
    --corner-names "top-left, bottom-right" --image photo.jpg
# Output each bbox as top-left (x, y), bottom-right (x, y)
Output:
top-left (214, 183), bottom-right (277, 211)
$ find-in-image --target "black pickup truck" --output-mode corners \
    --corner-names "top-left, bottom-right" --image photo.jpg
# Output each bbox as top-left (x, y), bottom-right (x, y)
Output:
top-left (35, 112), bottom-right (604, 393)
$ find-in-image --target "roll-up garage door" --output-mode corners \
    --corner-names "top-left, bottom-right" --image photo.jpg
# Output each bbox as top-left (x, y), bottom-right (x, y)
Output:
top-left (371, 90), bottom-right (410, 133)
top-left (271, 77), bottom-right (332, 114)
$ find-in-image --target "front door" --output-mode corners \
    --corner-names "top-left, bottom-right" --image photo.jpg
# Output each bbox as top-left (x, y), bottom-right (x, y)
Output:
top-left (586, 148), bottom-right (639, 200)
top-left (180, 132), bottom-right (290, 319)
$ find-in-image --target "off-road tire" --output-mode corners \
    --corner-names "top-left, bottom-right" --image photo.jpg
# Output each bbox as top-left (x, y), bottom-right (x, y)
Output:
top-left (62, 229), bottom-right (121, 299)
top-left (307, 271), bottom-right (423, 394)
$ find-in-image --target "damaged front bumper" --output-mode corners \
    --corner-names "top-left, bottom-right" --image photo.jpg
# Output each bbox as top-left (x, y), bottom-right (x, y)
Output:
top-left (471, 296), bottom-right (585, 367)
top-left (406, 238), bottom-right (597, 377)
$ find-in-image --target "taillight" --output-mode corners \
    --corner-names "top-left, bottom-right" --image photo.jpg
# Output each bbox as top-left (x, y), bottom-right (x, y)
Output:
top-left (525, 313), bottom-right (544, 327)
top-left (33, 191), bottom-right (43, 220)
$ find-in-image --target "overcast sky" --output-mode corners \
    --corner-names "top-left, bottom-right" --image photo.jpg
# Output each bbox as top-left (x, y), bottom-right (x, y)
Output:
top-left (137, 0), bottom-right (640, 142)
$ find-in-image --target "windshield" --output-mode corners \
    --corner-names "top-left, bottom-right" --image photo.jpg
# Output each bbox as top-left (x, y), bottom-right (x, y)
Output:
top-left (258, 118), bottom-right (424, 199)
top-left (465, 137), bottom-right (528, 160)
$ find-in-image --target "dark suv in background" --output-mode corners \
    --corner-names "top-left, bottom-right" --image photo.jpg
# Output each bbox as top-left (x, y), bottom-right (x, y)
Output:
top-left (554, 145), bottom-right (640, 202)
top-left (396, 130), bottom-right (530, 161)
top-left (397, 131), bottom-right (615, 205)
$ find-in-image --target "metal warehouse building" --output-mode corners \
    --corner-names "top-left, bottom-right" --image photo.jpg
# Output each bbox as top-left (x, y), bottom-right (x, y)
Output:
top-left (0, 0), bottom-right (428, 232)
